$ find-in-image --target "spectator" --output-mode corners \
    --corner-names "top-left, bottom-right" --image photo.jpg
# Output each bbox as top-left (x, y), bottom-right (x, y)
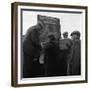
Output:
top-left (70, 31), bottom-right (81, 75)
top-left (59, 32), bottom-right (73, 75)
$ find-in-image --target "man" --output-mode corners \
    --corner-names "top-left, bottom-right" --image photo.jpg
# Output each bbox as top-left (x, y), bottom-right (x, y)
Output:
top-left (59, 32), bottom-right (73, 75)
top-left (23, 22), bottom-right (44, 78)
top-left (70, 31), bottom-right (81, 75)
top-left (43, 33), bottom-right (60, 76)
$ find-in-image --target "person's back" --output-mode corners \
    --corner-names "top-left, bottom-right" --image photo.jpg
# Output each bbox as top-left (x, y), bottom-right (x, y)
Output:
top-left (23, 24), bottom-right (43, 78)
top-left (59, 38), bottom-right (72, 50)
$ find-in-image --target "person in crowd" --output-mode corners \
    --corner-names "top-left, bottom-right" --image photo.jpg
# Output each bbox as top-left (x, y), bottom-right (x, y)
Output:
top-left (42, 33), bottom-right (60, 76)
top-left (23, 21), bottom-right (44, 78)
top-left (70, 31), bottom-right (81, 75)
top-left (59, 32), bottom-right (73, 75)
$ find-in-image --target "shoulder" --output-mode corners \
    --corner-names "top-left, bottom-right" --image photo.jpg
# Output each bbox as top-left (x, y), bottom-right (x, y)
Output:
top-left (60, 38), bottom-right (72, 43)
top-left (25, 25), bottom-right (38, 37)
top-left (26, 26), bottom-right (36, 34)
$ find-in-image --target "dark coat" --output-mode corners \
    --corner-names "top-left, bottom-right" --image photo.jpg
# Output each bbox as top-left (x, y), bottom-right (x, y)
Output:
top-left (23, 26), bottom-right (42, 78)
top-left (44, 40), bottom-right (61, 76)
top-left (70, 40), bottom-right (81, 75)
top-left (59, 38), bottom-right (73, 76)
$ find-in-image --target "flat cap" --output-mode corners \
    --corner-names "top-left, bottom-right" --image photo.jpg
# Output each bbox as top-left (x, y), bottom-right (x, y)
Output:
top-left (71, 31), bottom-right (80, 36)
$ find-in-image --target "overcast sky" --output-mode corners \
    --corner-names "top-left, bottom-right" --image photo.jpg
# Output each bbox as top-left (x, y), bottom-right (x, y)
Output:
top-left (22, 10), bottom-right (83, 38)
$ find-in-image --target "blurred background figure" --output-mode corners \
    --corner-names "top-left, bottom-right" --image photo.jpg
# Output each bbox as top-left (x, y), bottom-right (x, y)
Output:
top-left (70, 30), bottom-right (81, 75)
top-left (63, 32), bottom-right (68, 38)
top-left (60, 32), bottom-right (72, 50)
top-left (59, 32), bottom-right (73, 76)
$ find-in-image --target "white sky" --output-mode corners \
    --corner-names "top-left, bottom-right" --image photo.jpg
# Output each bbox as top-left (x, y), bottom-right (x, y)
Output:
top-left (22, 10), bottom-right (83, 38)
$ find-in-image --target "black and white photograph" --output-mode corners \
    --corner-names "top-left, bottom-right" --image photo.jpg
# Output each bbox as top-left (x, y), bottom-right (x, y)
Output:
top-left (22, 14), bottom-right (81, 78)
top-left (11, 2), bottom-right (88, 87)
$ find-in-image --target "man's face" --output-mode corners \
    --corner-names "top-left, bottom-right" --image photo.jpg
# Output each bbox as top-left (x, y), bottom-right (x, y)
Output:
top-left (63, 34), bottom-right (68, 38)
top-left (71, 34), bottom-right (80, 40)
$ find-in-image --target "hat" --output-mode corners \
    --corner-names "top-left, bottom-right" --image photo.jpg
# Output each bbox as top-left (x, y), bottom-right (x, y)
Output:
top-left (71, 31), bottom-right (80, 36)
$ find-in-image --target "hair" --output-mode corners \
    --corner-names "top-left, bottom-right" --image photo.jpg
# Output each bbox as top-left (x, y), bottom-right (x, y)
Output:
top-left (63, 32), bottom-right (68, 38)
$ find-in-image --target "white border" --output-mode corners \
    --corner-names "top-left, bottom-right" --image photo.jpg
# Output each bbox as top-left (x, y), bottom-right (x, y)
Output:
top-left (17, 5), bottom-right (86, 84)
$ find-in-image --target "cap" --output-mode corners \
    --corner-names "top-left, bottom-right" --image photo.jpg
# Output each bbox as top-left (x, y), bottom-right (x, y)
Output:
top-left (71, 31), bottom-right (80, 36)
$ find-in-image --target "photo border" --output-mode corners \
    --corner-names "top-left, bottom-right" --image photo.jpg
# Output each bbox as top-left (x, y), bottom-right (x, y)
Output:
top-left (11, 2), bottom-right (88, 87)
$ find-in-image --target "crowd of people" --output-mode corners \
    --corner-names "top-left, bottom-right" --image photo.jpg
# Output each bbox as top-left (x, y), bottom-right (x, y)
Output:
top-left (22, 22), bottom-right (81, 78)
